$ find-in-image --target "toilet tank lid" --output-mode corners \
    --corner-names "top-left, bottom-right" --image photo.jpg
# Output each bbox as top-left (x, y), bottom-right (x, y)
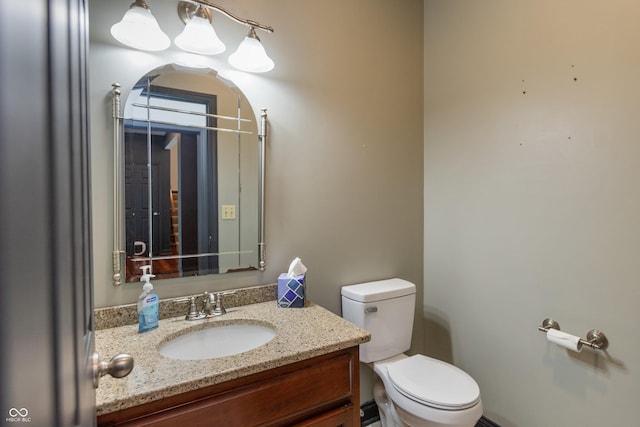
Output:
top-left (341, 278), bottom-right (416, 302)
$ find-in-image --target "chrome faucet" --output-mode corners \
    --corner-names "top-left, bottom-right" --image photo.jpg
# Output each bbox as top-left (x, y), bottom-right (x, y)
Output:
top-left (174, 291), bottom-right (237, 320)
top-left (203, 291), bottom-right (236, 317)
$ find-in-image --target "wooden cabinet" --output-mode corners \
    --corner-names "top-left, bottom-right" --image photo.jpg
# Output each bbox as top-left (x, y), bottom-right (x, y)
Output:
top-left (98, 347), bottom-right (360, 427)
top-left (293, 405), bottom-right (355, 427)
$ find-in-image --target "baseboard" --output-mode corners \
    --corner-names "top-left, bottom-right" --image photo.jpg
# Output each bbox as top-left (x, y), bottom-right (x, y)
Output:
top-left (360, 400), bottom-right (380, 426)
top-left (476, 416), bottom-right (501, 427)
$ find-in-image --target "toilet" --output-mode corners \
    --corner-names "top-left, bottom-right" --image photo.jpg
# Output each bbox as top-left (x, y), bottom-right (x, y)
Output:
top-left (341, 278), bottom-right (482, 427)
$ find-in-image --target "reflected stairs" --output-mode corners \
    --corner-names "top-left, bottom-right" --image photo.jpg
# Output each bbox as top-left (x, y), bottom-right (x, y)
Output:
top-left (170, 190), bottom-right (179, 254)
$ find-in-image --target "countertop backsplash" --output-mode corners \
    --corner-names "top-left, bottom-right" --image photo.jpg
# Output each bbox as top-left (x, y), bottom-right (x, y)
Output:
top-left (94, 283), bottom-right (277, 330)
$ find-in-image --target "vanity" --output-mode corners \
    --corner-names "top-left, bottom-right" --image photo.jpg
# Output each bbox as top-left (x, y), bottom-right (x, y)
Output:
top-left (95, 287), bottom-right (370, 427)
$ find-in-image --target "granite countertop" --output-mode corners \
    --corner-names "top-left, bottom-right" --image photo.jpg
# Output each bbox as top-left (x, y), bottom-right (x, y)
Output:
top-left (96, 300), bottom-right (370, 416)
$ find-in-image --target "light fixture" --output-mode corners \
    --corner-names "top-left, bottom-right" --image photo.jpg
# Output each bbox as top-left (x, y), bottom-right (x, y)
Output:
top-left (228, 27), bottom-right (275, 73)
top-left (111, 0), bottom-right (275, 73)
top-left (110, 0), bottom-right (170, 52)
top-left (174, 5), bottom-right (225, 55)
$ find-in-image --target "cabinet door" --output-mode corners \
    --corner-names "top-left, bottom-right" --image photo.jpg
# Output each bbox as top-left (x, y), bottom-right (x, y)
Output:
top-left (293, 405), bottom-right (354, 427)
top-left (102, 351), bottom-right (355, 427)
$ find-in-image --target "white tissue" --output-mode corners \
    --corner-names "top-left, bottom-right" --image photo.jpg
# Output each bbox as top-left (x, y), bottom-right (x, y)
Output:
top-left (287, 257), bottom-right (307, 278)
top-left (546, 328), bottom-right (583, 352)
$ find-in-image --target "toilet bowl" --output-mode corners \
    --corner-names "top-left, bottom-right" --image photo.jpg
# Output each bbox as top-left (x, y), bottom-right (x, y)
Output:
top-left (341, 278), bottom-right (483, 427)
top-left (373, 354), bottom-right (482, 427)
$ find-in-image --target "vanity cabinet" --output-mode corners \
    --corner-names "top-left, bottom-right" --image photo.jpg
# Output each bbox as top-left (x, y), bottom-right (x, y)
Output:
top-left (97, 346), bottom-right (360, 427)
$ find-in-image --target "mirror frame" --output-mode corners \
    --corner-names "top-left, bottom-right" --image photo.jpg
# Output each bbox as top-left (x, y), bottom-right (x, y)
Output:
top-left (110, 80), bottom-right (267, 286)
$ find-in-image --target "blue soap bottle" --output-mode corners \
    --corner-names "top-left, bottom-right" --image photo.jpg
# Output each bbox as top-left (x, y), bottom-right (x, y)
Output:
top-left (137, 266), bottom-right (159, 333)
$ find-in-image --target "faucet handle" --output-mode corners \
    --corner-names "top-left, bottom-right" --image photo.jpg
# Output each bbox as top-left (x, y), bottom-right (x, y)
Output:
top-left (173, 296), bottom-right (205, 321)
top-left (203, 290), bottom-right (236, 316)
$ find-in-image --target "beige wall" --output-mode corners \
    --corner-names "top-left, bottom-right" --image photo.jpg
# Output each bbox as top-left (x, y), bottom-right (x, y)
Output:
top-left (424, 1), bottom-right (640, 425)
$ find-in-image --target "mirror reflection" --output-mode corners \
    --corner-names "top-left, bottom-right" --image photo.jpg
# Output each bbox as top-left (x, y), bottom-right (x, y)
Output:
top-left (122, 64), bottom-right (259, 282)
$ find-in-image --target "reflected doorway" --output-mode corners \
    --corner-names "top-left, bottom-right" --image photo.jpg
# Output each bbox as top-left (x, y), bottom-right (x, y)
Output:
top-left (124, 85), bottom-right (219, 280)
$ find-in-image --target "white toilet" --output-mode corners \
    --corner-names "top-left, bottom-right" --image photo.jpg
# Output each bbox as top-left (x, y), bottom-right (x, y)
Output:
top-left (341, 278), bottom-right (482, 427)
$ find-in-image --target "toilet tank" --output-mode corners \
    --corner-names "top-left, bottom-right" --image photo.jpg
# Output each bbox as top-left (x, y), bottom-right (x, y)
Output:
top-left (341, 278), bottom-right (416, 363)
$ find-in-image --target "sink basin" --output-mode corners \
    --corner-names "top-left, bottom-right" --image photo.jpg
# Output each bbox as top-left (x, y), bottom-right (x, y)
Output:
top-left (159, 323), bottom-right (277, 360)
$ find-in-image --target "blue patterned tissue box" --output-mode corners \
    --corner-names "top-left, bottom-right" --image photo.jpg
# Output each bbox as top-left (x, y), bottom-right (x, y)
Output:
top-left (277, 273), bottom-right (305, 308)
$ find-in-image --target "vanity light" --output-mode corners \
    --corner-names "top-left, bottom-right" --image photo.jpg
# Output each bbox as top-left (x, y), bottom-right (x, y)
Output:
top-left (228, 27), bottom-right (275, 73)
top-left (110, 0), bottom-right (170, 52)
top-left (174, 5), bottom-right (225, 55)
top-left (111, 0), bottom-right (275, 73)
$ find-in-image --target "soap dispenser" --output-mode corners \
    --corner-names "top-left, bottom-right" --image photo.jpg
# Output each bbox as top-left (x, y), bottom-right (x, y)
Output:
top-left (137, 265), bottom-right (159, 333)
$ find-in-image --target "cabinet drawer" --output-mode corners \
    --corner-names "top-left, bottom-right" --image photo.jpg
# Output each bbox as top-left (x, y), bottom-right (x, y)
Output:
top-left (293, 404), bottom-right (354, 427)
top-left (121, 352), bottom-right (354, 427)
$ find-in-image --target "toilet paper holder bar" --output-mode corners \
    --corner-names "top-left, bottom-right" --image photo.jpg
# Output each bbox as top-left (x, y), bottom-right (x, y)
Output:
top-left (537, 318), bottom-right (609, 350)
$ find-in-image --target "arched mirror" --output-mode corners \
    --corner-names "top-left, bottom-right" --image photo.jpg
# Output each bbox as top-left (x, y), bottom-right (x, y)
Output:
top-left (111, 64), bottom-right (266, 284)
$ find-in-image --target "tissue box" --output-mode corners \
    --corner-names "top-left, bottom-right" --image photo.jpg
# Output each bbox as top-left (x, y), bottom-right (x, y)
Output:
top-left (277, 273), bottom-right (305, 308)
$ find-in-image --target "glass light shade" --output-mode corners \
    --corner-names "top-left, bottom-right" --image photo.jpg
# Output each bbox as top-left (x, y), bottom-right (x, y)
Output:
top-left (175, 15), bottom-right (226, 55)
top-left (228, 34), bottom-right (275, 73)
top-left (110, 6), bottom-right (170, 51)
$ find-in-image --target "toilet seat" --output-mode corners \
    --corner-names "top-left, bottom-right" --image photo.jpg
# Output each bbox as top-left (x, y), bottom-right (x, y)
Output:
top-left (386, 354), bottom-right (480, 410)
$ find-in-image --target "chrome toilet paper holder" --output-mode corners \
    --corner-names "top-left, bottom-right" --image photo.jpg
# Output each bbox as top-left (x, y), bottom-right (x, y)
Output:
top-left (537, 318), bottom-right (609, 350)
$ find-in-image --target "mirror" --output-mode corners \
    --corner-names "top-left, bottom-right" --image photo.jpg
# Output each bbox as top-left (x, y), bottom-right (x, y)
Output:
top-left (111, 64), bottom-right (266, 284)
